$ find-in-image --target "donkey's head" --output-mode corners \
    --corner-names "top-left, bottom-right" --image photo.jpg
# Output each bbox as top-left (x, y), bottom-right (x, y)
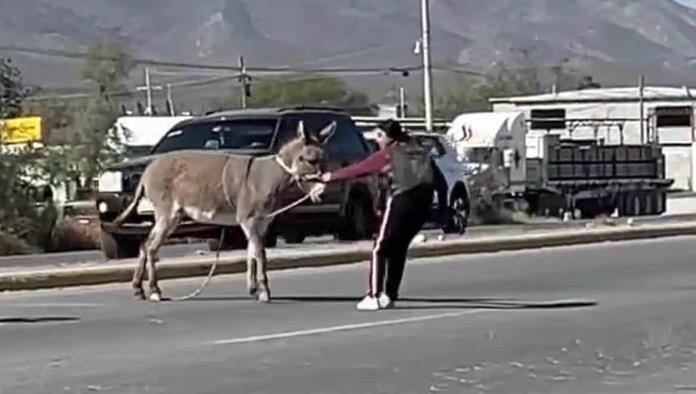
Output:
top-left (277, 120), bottom-right (336, 178)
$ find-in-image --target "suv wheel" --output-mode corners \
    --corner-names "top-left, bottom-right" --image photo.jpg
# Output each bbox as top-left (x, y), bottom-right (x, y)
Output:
top-left (443, 187), bottom-right (470, 235)
top-left (208, 227), bottom-right (278, 251)
top-left (336, 194), bottom-right (375, 241)
top-left (100, 229), bottom-right (140, 260)
top-left (283, 232), bottom-right (306, 244)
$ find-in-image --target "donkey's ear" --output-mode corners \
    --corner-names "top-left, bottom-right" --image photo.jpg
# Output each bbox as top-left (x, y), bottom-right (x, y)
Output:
top-left (318, 121), bottom-right (337, 145)
top-left (296, 120), bottom-right (311, 142)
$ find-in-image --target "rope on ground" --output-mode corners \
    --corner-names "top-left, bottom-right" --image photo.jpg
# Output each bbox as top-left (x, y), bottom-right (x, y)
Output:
top-left (167, 227), bottom-right (225, 301)
top-left (165, 188), bottom-right (321, 301)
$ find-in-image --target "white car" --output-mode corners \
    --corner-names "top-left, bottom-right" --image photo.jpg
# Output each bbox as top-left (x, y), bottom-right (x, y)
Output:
top-left (363, 130), bottom-right (471, 234)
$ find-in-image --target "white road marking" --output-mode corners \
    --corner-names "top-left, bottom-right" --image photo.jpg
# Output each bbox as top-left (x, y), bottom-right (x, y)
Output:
top-left (3, 303), bottom-right (103, 308)
top-left (212, 309), bottom-right (484, 346)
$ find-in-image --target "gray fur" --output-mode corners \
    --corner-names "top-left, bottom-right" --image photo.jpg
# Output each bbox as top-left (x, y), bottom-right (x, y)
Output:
top-left (114, 121), bottom-right (334, 302)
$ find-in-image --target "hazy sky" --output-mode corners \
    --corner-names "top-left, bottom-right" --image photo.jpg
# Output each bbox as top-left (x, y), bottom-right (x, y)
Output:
top-left (676, 0), bottom-right (696, 8)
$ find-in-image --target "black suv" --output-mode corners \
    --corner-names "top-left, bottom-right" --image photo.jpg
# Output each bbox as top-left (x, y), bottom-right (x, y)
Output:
top-left (96, 107), bottom-right (380, 259)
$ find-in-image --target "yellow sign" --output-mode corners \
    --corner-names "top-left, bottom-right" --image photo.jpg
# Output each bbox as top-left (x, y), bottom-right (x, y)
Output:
top-left (0, 117), bottom-right (42, 144)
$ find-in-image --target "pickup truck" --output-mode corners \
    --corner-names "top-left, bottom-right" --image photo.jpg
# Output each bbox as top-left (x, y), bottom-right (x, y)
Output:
top-left (95, 107), bottom-right (381, 259)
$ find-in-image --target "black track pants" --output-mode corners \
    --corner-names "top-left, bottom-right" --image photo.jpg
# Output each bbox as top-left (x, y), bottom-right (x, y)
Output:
top-left (368, 184), bottom-right (434, 300)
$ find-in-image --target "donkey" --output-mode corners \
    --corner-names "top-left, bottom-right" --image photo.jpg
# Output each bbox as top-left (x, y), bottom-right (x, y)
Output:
top-left (113, 120), bottom-right (334, 303)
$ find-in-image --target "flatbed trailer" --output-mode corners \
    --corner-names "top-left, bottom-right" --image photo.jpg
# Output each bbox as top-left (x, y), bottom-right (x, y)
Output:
top-left (448, 112), bottom-right (674, 219)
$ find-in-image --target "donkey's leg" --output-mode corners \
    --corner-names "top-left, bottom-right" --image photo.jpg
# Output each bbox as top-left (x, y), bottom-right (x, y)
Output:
top-left (254, 240), bottom-right (271, 303)
top-left (239, 224), bottom-right (258, 296)
top-left (246, 239), bottom-right (258, 296)
top-left (241, 219), bottom-right (271, 302)
top-left (132, 242), bottom-right (147, 300)
top-left (253, 219), bottom-right (272, 303)
top-left (145, 214), bottom-right (177, 301)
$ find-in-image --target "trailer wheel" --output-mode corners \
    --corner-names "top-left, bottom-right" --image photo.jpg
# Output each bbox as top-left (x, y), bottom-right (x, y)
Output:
top-left (655, 192), bottom-right (666, 215)
top-left (647, 191), bottom-right (665, 216)
top-left (644, 192), bottom-right (656, 216)
top-left (632, 194), bottom-right (641, 216)
top-left (618, 192), bottom-right (640, 217)
top-left (616, 193), bottom-right (628, 217)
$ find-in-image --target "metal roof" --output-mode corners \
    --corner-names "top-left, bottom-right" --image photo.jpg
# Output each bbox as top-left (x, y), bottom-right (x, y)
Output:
top-left (489, 86), bottom-right (696, 105)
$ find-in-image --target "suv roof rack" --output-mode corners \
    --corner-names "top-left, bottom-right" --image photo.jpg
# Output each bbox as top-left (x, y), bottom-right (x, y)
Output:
top-left (278, 105), bottom-right (346, 113)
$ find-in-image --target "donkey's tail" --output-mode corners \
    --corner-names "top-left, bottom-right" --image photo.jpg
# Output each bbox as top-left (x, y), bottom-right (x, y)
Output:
top-left (113, 181), bottom-right (145, 227)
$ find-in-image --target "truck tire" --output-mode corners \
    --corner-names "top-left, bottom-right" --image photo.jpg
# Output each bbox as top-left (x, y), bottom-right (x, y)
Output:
top-left (100, 229), bottom-right (140, 260)
top-left (336, 193), bottom-right (375, 241)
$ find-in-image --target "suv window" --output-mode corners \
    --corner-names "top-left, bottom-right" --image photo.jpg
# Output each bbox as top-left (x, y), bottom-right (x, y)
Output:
top-left (153, 118), bottom-right (279, 154)
top-left (218, 119), bottom-right (278, 149)
top-left (276, 113), bottom-right (368, 163)
top-left (327, 116), bottom-right (369, 162)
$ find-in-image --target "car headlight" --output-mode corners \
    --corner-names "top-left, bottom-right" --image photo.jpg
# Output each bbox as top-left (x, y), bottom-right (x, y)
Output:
top-left (97, 201), bottom-right (110, 213)
top-left (98, 171), bottom-right (123, 193)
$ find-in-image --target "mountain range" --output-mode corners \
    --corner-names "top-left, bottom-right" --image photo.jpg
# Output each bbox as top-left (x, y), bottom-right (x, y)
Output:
top-left (3, 0), bottom-right (696, 104)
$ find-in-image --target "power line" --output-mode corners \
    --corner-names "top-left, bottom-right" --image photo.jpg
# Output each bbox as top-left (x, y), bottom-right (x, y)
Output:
top-left (22, 73), bottom-right (342, 102)
top-left (431, 65), bottom-right (487, 77)
top-left (0, 45), bottom-right (423, 76)
top-left (0, 45), bottom-right (243, 72)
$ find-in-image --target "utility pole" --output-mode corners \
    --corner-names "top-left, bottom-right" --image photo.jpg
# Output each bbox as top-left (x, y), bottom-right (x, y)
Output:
top-left (399, 86), bottom-right (406, 118)
top-left (136, 67), bottom-right (162, 115)
top-left (639, 75), bottom-right (645, 144)
top-left (420, 0), bottom-right (434, 132)
top-left (166, 83), bottom-right (176, 116)
top-left (238, 56), bottom-right (251, 109)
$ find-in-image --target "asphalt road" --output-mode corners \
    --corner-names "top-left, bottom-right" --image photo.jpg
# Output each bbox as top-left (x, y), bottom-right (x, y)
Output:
top-left (2, 213), bottom-right (696, 272)
top-left (3, 236), bottom-right (696, 393)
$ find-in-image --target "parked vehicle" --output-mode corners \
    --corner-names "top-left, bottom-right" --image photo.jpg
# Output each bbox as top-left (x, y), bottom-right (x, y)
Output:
top-left (96, 107), bottom-right (381, 259)
top-left (447, 111), bottom-right (673, 219)
top-left (362, 129), bottom-right (471, 234)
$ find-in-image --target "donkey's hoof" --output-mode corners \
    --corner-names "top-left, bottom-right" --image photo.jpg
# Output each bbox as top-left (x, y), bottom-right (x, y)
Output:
top-left (257, 291), bottom-right (271, 303)
top-left (149, 292), bottom-right (162, 302)
top-left (133, 288), bottom-right (146, 300)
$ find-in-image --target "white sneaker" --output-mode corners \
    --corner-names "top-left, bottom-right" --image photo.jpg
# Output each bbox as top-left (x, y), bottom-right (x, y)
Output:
top-left (378, 293), bottom-right (394, 309)
top-left (356, 295), bottom-right (380, 311)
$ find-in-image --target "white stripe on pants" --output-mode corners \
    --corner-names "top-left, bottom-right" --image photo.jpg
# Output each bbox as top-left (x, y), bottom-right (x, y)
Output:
top-left (370, 196), bottom-right (393, 297)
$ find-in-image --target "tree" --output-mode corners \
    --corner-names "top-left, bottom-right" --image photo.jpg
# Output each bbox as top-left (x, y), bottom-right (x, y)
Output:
top-left (578, 75), bottom-right (601, 90)
top-left (235, 76), bottom-right (370, 113)
top-left (0, 58), bottom-right (46, 254)
top-left (22, 96), bottom-right (74, 144)
top-left (433, 62), bottom-right (585, 119)
top-left (0, 57), bottom-right (24, 119)
top-left (66, 95), bottom-right (122, 193)
top-left (81, 41), bottom-right (135, 92)
top-left (58, 42), bottom-right (134, 194)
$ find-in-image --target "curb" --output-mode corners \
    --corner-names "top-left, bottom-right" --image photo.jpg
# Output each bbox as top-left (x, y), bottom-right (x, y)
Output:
top-left (2, 222), bottom-right (696, 292)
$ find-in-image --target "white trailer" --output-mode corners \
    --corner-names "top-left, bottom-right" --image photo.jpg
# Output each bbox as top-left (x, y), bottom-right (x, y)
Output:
top-left (490, 87), bottom-right (696, 191)
top-left (447, 111), bottom-right (672, 218)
